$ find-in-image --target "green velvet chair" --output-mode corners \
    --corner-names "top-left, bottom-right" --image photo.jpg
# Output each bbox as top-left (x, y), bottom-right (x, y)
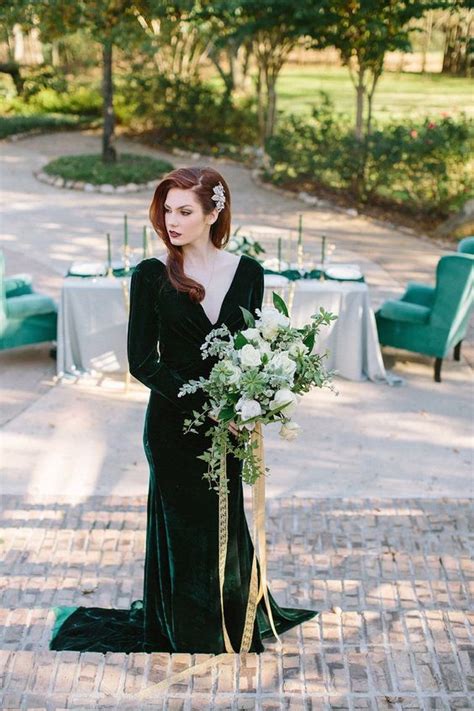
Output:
top-left (0, 250), bottom-right (58, 351)
top-left (375, 253), bottom-right (474, 382)
top-left (457, 236), bottom-right (474, 254)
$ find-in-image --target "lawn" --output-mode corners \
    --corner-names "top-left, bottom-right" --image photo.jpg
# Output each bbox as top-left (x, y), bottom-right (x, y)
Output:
top-left (254, 65), bottom-right (473, 124)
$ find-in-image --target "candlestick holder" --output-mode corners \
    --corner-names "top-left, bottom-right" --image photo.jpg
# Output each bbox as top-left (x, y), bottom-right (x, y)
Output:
top-left (122, 243), bottom-right (131, 273)
top-left (106, 232), bottom-right (114, 278)
top-left (297, 242), bottom-right (304, 272)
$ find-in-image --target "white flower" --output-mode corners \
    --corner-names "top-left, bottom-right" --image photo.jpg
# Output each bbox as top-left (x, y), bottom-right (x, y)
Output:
top-left (256, 338), bottom-right (272, 357)
top-left (238, 343), bottom-right (261, 368)
top-left (279, 421), bottom-right (301, 441)
top-left (288, 339), bottom-right (309, 357)
top-left (221, 359), bottom-right (242, 385)
top-left (236, 397), bottom-right (262, 423)
top-left (241, 327), bottom-right (261, 342)
top-left (269, 388), bottom-right (298, 415)
top-left (258, 306), bottom-right (290, 340)
top-left (268, 351), bottom-right (297, 378)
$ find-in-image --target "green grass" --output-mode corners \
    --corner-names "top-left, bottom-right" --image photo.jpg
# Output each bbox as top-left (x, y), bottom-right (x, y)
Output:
top-left (43, 153), bottom-right (174, 186)
top-left (276, 66), bottom-right (473, 123)
top-left (208, 65), bottom-right (473, 124)
top-left (0, 113), bottom-right (96, 139)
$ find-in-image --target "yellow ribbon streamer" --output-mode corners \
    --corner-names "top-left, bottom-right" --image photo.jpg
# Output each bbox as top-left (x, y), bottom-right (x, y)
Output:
top-left (132, 421), bottom-right (281, 700)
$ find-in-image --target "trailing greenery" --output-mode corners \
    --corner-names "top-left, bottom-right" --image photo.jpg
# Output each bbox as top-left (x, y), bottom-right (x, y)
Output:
top-left (0, 113), bottom-right (96, 139)
top-left (42, 152), bottom-right (173, 186)
top-left (120, 70), bottom-right (259, 154)
top-left (265, 93), bottom-right (473, 216)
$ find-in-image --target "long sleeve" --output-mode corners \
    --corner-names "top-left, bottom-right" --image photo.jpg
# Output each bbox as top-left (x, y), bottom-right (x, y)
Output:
top-left (127, 263), bottom-right (207, 414)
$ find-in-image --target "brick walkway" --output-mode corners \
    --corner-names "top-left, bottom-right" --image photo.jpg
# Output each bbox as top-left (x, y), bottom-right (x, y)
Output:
top-left (0, 495), bottom-right (472, 709)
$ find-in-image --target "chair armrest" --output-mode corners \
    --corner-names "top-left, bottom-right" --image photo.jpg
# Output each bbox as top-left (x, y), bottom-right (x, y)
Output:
top-left (378, 299), bottom-right (431, 324)
top-left (401, 281), bottom-right (435, 307)
top-left (5, 274), bottom-right (33, 298)
top-left (7, 293), bottom-right (57, 318)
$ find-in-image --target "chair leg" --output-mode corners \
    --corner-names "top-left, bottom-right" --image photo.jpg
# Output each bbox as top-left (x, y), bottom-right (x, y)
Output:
top-left (454, 340), bottom-right (462, 361)
top-left (434, 357), bottom-right (442, 382)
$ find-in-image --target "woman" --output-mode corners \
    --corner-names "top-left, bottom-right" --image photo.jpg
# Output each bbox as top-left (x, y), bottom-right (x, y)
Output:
top-left (49, 166), bottom-right (318, 654)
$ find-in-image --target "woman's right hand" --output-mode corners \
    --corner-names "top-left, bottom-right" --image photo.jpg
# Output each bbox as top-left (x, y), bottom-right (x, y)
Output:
top-left (209, 413), bottom-right (239, 438)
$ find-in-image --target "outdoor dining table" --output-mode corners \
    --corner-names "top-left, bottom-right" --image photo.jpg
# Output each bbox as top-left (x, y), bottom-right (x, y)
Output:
top-left (56, 271), bottom-right (392, 383)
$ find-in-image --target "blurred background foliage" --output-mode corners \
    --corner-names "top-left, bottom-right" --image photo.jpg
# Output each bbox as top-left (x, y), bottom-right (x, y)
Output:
top-left (0, 0), bottom-right (472, 230)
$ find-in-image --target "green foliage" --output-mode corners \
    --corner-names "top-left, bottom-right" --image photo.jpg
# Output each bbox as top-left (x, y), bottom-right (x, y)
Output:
top-left (265, 93), bottom-right (473, 216)
top-left (42, 152), bottom-right (173, 186)
top-left (0, 114), bottom-right (94, 139)
top-left (19, 65), bottom-right (68, 100)
top-left (120, 69), bottom-right (259, 152)
top-left (9, 85), bottom-right (103, 117)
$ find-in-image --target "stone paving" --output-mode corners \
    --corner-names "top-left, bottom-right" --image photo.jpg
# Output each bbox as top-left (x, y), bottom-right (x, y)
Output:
top-left (0, 494), bottom-right (472, 710)
top-left (1, 130), bottom-right (473, 710)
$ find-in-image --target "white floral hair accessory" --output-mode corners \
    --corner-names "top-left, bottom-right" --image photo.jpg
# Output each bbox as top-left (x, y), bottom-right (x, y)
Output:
top-left (211, 181), bottom-right (226, 212)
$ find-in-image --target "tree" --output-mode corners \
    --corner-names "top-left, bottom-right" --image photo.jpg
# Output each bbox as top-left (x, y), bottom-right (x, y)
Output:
top-left (306, 1), bottom-right (451, 141)
top-left (28, 0), bottom-right (172, 163)
top-left (193, 0), bottom-right (324, 147)
top-left (441, 3), bottom-right (473, 76)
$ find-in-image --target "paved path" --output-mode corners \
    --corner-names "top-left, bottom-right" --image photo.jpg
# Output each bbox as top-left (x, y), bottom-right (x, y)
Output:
top-left (0, 494), bottom-right (472, 709)
top-left (0, 131), bottom-right (472, 708)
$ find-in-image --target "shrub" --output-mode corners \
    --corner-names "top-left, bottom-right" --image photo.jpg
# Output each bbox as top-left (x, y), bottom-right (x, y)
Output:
top-left (0, 113), bottom-right (95, 139)
top-left (42, 153), bottom-right (173, 186)
top-left (265, 94), bottom-right (474, 217)
top-left (119, 70), bottom-right (258, 152)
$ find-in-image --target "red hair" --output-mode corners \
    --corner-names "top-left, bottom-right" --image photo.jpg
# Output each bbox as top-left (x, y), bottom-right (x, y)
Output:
top-left (149, 166), bottom-right (231, 303)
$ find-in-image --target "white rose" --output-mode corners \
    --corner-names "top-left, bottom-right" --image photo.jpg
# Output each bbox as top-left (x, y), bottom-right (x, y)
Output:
top-left (269, 388), bottom-right (298, 415)
top-left (279, 421), bottom-right (301, 441)
top-left (268, 351), bottom-right (297, 378)
top-left (288, 340), bottom-right (309, 357)
top-left (221, 359), bottom-right (242, 385)
top-left (256, 338), bottom-right (272, 357)
top-left (239, 344), bottom-right (261, 368)
top-left (236, 397), bottom-right (262, 422)
top-left (258, 307), bottom-right (290, 340)
top-left (241, 327), bottom-right (261, 342)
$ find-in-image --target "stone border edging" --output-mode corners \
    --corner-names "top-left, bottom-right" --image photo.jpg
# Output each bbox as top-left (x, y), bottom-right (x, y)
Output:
top-left (33, 169), bottom-right (157, 194)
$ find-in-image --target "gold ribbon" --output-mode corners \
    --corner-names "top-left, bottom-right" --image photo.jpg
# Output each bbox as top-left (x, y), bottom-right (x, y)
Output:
top-left (132, 421), bottom-right (281, 700)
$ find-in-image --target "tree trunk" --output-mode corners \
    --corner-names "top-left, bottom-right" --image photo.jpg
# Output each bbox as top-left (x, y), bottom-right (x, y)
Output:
top-left (442, 12), bottom-right (472, 76)
top-left (265, 72), bottom-right (277, 140)
top-left (421, 10), bottom-right (433, 73)
top-left (255, 64), bottom-right (266, 148)
top-left (355, 68), bottom-right (365, 141)
top-left (102, 40), bottom-right (116, 164)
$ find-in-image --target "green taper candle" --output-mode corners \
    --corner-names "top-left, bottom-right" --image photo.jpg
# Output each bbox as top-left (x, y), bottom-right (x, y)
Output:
top-left (143, 226), bottom-right (148, 258)
top-left (297, 214), bottom-right (303, 248)
top-left (277, 237), bottom-right (282, 271)
top-left (321, 235), bottom-right (326, 264)
top-left (124, 214), bottom-right (128, 248)
top-left (107, 232), bottom-right (112, 269)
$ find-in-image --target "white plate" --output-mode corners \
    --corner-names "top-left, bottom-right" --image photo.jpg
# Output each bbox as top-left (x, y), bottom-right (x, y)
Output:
top-left (262, 258), bottom-right (291, 272)
top-left (69, 262), bottom-right (106, 277)
top-left (324, 265), bottom-right (362, 280)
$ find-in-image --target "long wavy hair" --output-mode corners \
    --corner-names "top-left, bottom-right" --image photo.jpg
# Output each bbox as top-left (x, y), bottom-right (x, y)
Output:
top-left (149, 166), bottom-right (231, 303)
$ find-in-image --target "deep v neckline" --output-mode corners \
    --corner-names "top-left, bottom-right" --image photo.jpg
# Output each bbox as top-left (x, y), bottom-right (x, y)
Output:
top-left (155, 254), bottom-right (244, 329)
top-left (198, 255), bottom-right (244, 328)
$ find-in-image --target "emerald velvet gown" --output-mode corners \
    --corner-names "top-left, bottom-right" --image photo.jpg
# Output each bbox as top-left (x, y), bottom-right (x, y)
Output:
top-left (49, 254), bottom-right (318, 654)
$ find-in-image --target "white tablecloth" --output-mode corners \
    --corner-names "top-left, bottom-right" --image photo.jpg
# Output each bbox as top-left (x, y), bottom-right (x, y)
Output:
top-left (57, 276), bottom-right (132, 376)
top-left (57, 275), bottom-right (394, 383)
top-left (263, 278), bottom-right (388, 382)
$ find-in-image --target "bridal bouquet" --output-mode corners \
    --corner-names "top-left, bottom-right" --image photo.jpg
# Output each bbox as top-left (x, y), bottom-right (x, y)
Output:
top-left (178, 293), bottom-right (338, 493)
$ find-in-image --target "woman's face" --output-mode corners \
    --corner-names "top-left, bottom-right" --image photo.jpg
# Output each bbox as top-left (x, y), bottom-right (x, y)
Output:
top-left (164, 187), bottom-right (216, 247)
